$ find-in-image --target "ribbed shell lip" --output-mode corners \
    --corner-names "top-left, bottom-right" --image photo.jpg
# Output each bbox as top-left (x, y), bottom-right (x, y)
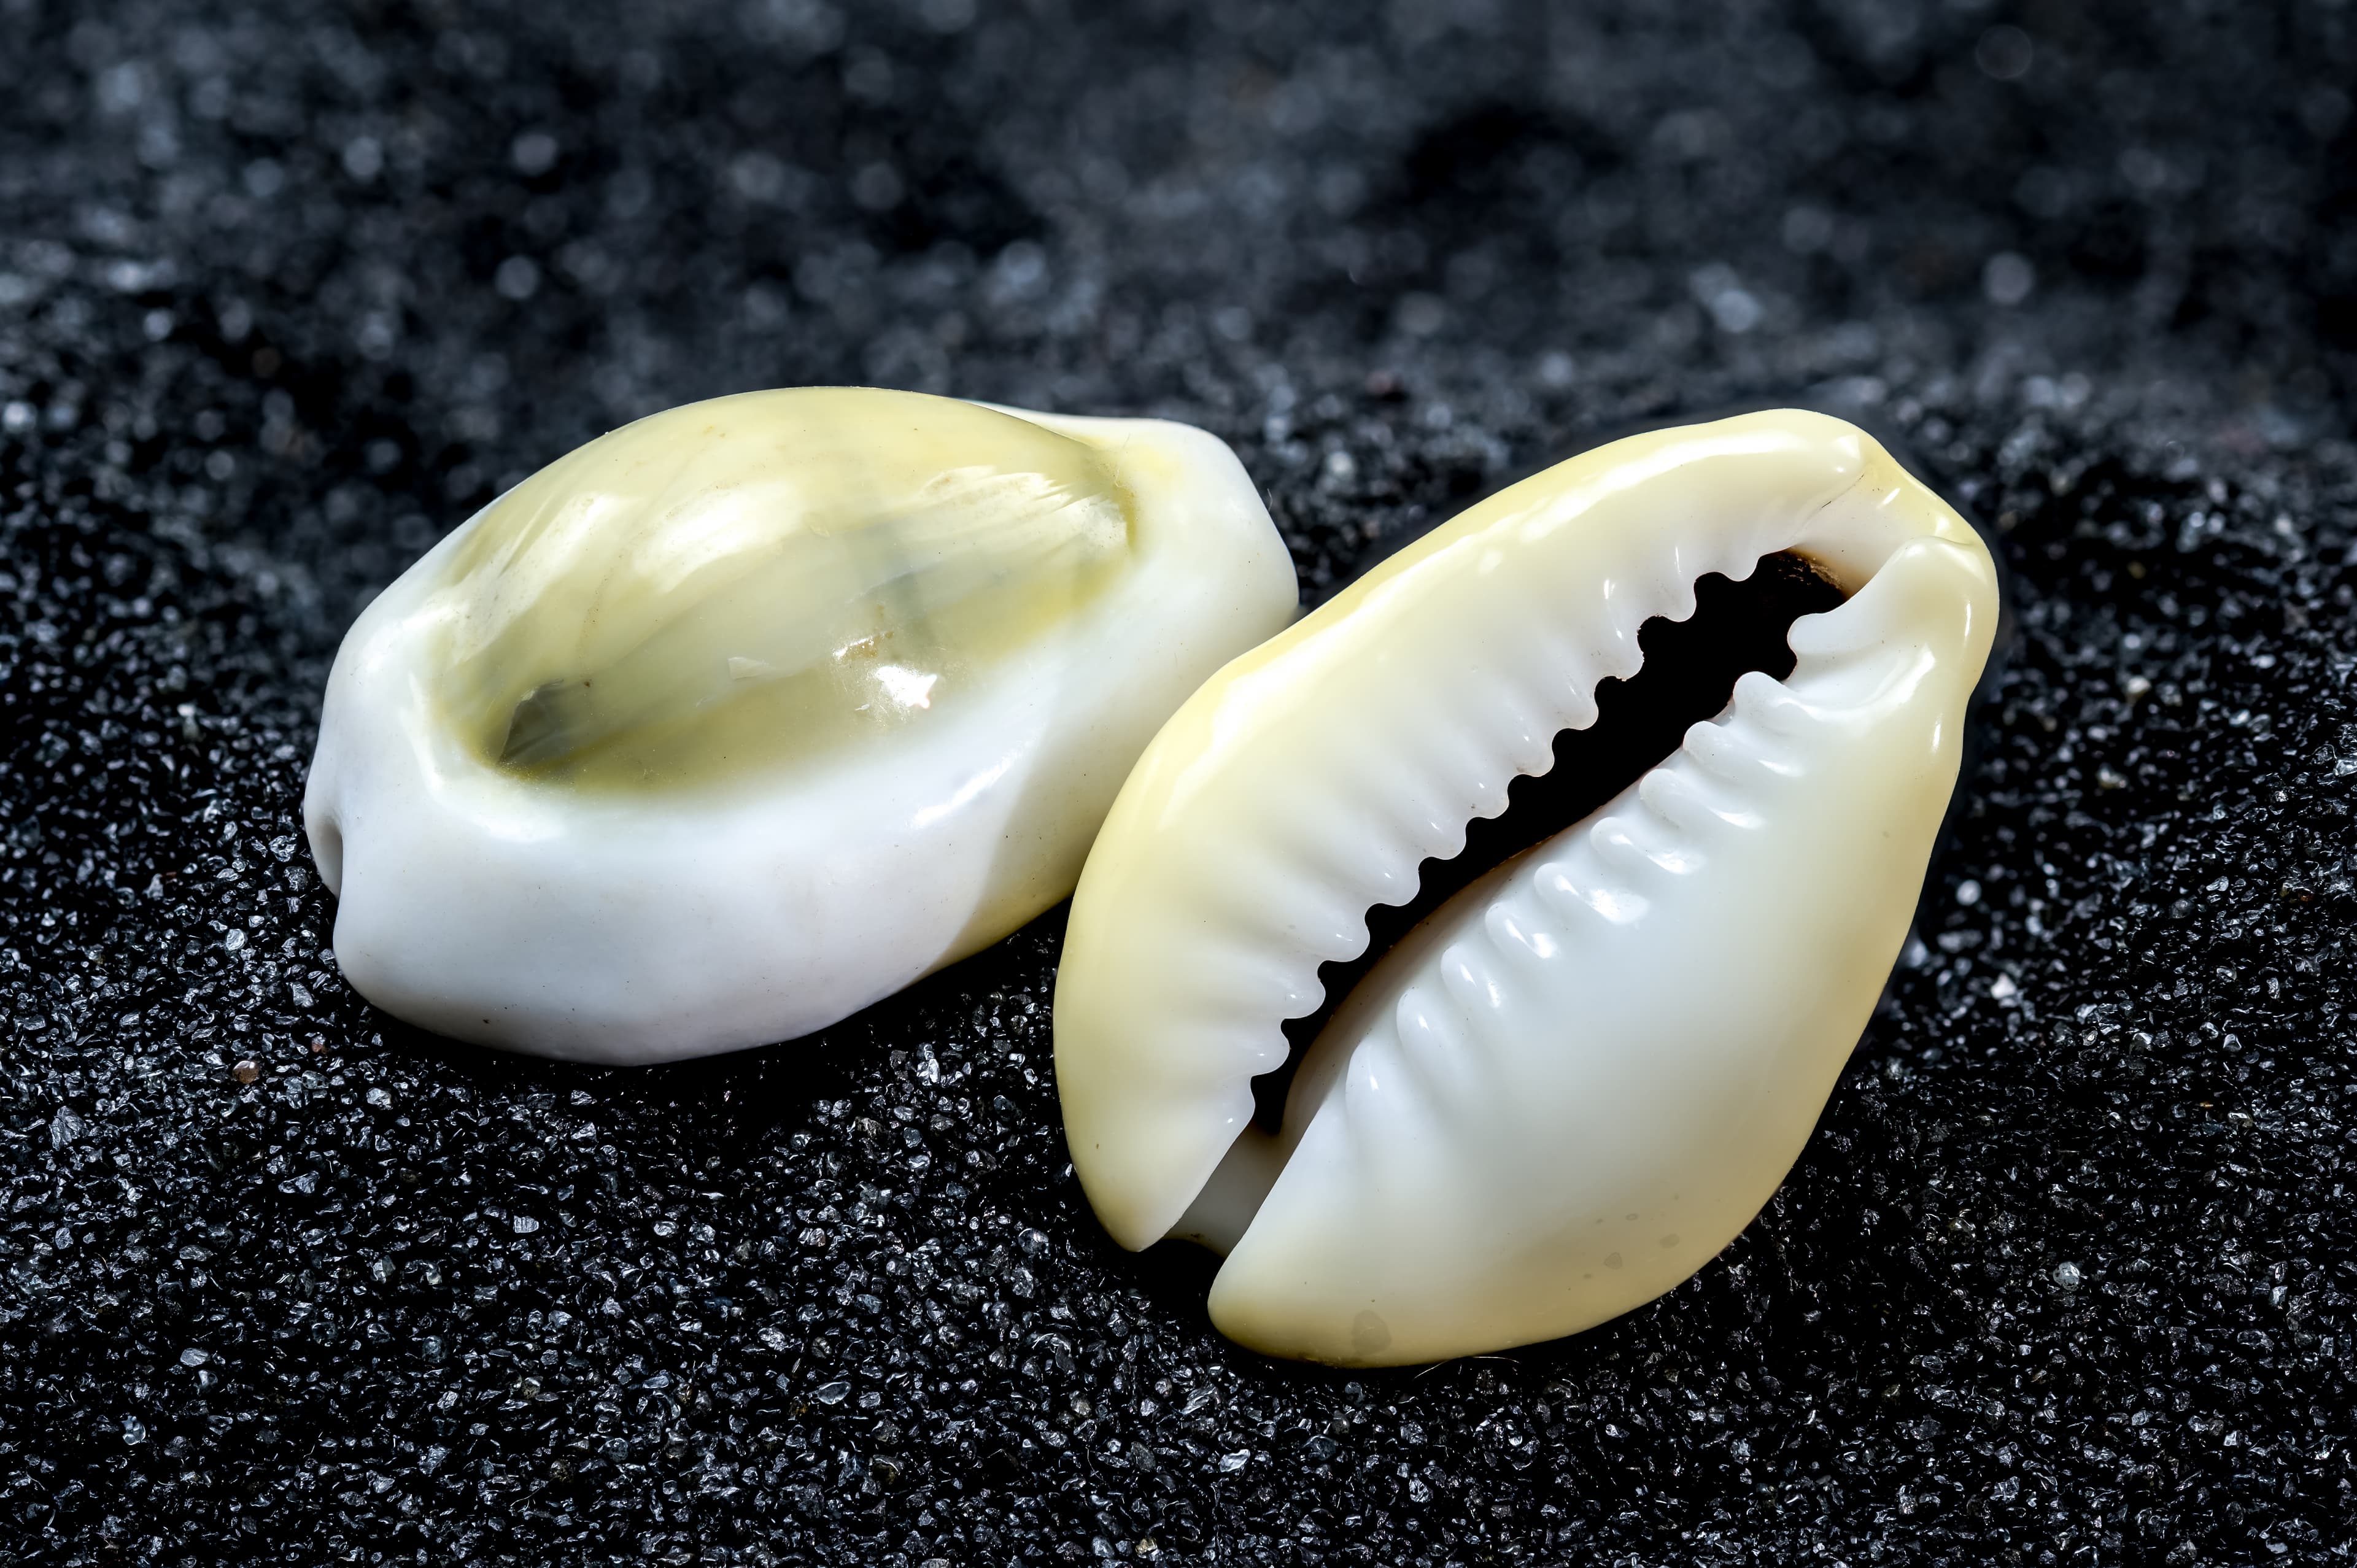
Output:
top-left (1052, 411), bottom-right (1999, 1353)
top-left (1207, 533), bottom-right (1991, 1364)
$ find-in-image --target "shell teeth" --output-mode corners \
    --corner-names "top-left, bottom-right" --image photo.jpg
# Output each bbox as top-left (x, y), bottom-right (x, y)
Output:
top-left (1438, 941), bottom-right (1509, 1014)
top-left (1634, 767), bottom-right (1732, 837)
top-left (1482, 900), bottom-right (1559, 964)
top-left (1590, 810), bottom-right (1704, 877)
top-left (1677, 715), bottom-right (1780, 790)
top-left (1530, 854), bottom-right (1652, 927)
top-left (1527, 632), bottom-right (1605, 730)
top-left (1729, 667), bottom-right (1820, 735)
top-left (1283, 824), bottom-right (1423, 930)
top-left (1055, 408), bottom-right (2000, 1362)
top-left (302, 387), bottom-right (1297, 1063)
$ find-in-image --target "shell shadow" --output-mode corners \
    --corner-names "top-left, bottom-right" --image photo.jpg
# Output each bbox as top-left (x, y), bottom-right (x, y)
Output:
top-left (370, 919), bottom-right (1061, 1159)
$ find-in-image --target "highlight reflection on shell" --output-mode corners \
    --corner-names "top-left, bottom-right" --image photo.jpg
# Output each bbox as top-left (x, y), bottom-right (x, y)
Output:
top-left (305, 387), bottom-right (1296, 1064)
top-left (1053, 409), bottom-right (1999, 1367)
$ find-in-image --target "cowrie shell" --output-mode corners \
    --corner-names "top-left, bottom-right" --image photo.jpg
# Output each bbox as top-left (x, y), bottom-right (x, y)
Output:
top-left (1054, 409), bottom-right (1999, 1365)
top-left (305, 387), bottom-right (1295, 1063)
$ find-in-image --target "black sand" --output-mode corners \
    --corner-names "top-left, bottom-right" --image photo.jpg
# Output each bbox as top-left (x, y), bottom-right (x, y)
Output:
top-left (5, 2), bottom-right (2355, 1562)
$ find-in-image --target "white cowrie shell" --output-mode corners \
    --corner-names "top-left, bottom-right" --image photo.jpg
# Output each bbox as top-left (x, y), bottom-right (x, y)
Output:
top-left (1053, 409), bottom-right (1999, 1365)
top-left (305, 387), bottom-right (1295, 1064)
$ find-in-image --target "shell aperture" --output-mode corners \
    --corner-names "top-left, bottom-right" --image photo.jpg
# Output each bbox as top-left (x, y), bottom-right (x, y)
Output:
top-left (305, 387), bottom-right (1297, 1064)
top-left (1052, 409), bottom-right (1999, 1365)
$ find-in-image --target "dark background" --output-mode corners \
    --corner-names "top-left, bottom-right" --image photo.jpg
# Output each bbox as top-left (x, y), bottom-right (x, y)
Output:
top-left (5, 1), bottom-right (2356, 1562)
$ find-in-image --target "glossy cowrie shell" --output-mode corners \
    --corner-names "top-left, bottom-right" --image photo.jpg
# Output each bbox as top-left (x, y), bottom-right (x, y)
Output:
top-left (1054, 409), bottom-right (1999, 1365)
top-left (306, 387), bottom-right (1296, 1063)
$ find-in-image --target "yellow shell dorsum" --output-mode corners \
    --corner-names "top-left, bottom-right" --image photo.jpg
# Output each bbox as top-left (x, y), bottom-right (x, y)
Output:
top-left (435, 388), bottom-right (1134, 790)
top-left (304, 388), bottom-right (1297, 1064)
top-left (1054, 410), bottom-right (1998, 1365)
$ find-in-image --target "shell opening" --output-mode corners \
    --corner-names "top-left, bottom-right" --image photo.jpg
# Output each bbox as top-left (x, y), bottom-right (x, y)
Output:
top-left (1180, 549), bottom-right (1851, 1252)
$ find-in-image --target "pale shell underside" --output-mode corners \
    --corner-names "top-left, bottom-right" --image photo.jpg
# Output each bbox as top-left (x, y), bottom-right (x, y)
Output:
top-left (1053, 410), bottom-right (1999, 1366)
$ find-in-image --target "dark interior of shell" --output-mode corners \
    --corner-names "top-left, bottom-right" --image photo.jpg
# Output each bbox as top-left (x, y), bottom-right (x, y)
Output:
top-left (1255, 550), bottom-right (1848, 1130)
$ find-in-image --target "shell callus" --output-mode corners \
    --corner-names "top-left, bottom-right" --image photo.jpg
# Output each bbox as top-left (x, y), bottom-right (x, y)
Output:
top-left (305, 387), bottom-right (1296, 1064)
top-left (1053, 410), bottom-right (1999, 1366)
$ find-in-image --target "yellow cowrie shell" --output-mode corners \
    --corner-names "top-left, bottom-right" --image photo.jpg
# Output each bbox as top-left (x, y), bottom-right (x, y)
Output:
top-left (305, 387), bottom-right (1296, 1063)
top-left (1054, 409), bottom-right (1999, 1366)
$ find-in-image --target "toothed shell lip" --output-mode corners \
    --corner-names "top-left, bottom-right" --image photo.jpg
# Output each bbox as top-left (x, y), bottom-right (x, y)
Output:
top-left (1052, 409), bottom-right (2000, 1363)
top-left (303, 390), bottom-right (1296, 1064)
